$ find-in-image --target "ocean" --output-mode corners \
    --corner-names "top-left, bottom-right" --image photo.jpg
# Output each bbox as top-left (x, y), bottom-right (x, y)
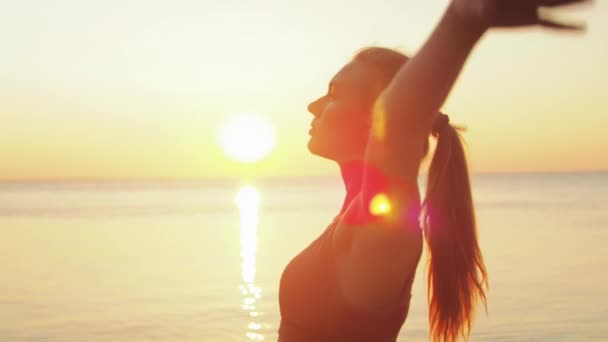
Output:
top-left (1, 173), bottom-right (607, 341)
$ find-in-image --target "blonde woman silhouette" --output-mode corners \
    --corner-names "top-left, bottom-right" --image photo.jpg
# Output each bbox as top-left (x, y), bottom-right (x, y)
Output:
top-left (278, 0), bottom-right (592, 341)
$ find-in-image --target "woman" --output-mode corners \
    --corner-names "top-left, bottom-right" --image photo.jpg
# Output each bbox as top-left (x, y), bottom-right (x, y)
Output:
top-left (278, 0), bottom-right (590, 341)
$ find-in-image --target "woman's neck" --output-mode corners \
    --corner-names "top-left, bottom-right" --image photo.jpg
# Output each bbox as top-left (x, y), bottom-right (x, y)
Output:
top-left (338, 160), bottom-right (365, 216)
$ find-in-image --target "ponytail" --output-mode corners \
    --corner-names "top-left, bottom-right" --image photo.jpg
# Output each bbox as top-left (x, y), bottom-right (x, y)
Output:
top-left (422, 117), bottom-right (489, 341)
top-left (352, 47), bottom-right (489, 341)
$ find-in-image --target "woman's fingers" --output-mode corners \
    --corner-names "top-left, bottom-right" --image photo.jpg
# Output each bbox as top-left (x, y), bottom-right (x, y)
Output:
top-left (537, 1), bottom-right (589, 32)
top-left (451, 0), bottom-right (592, 30)
top-left (540, 0), bottom-right (592, 8)
top-left (538, 18), bottom-right (587, 31)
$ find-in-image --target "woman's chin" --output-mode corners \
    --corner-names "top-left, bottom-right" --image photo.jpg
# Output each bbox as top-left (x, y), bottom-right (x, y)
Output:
top-left (307, 139), bottom-right (318, 154)
top-left (307, 141), bottom-right (335, 161)
top-left (307, 139), bottom-right (324, 156)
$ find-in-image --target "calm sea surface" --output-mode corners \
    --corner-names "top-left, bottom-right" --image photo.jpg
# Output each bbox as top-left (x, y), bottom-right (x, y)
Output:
top-left (1, 173), bottom-right (607, 341)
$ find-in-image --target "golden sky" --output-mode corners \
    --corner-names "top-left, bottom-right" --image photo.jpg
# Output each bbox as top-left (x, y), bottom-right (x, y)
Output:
top-left (1, 0), bottom-right (606, 180)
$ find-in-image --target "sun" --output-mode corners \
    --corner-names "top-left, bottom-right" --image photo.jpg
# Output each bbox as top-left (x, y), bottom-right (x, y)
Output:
top-left (217, 112), bottom-right (277, 163)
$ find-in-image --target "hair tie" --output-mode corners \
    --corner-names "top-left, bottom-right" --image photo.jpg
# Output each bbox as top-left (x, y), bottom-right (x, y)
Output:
top-left (432, 113), bottom-right (450, 136)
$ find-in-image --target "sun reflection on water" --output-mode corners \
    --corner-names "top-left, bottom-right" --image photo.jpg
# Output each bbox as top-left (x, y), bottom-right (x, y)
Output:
top-left (236, 185), bottom-right (265, 341)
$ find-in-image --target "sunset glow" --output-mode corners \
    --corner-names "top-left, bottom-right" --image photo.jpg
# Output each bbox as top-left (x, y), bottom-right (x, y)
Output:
top-left (1, 1), bottom-right (606, 179)
top-left (218, 113), bottom-right (276, 164)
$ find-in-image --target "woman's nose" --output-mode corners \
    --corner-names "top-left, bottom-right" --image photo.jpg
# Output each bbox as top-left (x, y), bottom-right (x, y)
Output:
top-left (307, 97), bottom-right (323, 116)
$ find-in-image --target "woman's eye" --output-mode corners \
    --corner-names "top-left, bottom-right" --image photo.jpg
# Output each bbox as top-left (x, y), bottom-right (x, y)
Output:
top-left (327, 85), bottom-right (337, 99)
top-left (327, 90), bottom-right (337, 99)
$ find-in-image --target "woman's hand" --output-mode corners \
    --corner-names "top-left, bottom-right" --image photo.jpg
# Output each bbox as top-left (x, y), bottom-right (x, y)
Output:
top-left (450, 0), bottom-right (592, 32)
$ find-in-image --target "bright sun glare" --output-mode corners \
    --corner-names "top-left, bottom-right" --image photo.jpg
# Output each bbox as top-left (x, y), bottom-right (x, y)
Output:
top-left (218, 113), bottom-right (277, 163)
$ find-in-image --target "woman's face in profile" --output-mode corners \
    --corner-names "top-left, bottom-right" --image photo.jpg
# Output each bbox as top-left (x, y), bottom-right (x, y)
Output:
top-left (307, 61), bottom-right (376, 162)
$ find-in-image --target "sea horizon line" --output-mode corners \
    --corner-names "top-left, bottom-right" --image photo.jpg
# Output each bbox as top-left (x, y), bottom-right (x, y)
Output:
top-left (0, 169), bottom-right (606, 184)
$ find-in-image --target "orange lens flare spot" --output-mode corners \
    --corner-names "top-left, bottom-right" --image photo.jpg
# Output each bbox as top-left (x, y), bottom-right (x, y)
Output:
top-left (369, 192), bottom-right (392, 216)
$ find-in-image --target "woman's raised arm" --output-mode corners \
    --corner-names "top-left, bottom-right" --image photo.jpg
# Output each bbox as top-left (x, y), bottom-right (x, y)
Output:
top-left (364, 0), bottom-right (590, 185)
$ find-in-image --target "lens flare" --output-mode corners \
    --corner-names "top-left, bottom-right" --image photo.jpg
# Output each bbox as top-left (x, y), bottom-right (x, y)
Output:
top-left (369, 192), bottom-right (392, 216)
